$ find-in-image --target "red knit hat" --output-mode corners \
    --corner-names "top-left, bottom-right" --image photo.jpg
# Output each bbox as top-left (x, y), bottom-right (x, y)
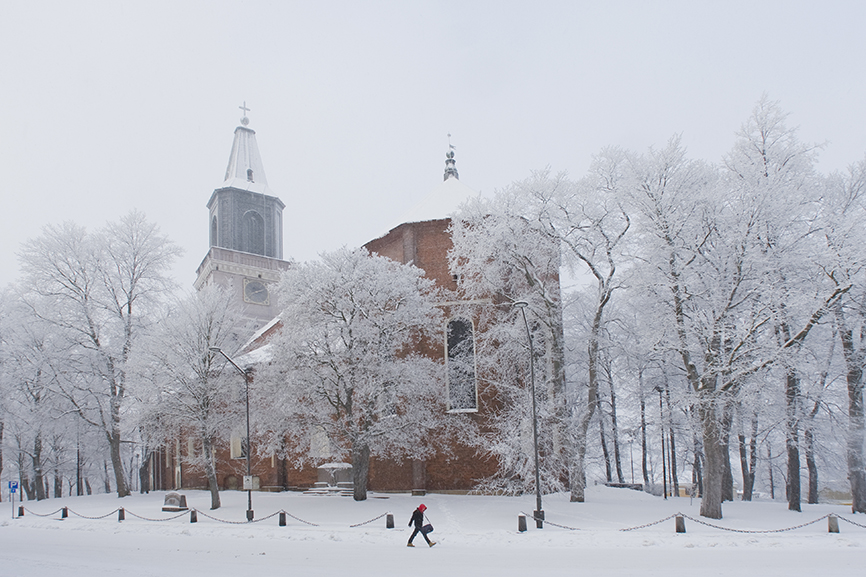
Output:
top-left (418, 504), bottom-right (427, 512)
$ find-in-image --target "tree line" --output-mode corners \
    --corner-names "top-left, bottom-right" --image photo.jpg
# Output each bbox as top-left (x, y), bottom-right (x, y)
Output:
top-left (1, 98), bottom-right (863, 520)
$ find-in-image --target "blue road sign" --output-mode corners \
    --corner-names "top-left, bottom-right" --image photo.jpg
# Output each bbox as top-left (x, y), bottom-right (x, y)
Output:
top-left (8, 481), bottom-right (18, 493)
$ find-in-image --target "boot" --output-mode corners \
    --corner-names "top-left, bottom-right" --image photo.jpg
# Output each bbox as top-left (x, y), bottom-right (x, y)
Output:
top-left (407, 543), bottom-right (414, 547)
top-left (428, 541), bottom-right (436, 547)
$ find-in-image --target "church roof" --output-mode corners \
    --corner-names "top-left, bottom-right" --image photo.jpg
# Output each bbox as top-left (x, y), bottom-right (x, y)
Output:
top-left (392, 176), bottom-right (479, 226)
top-left (219, 123), bottom-right (273, 196)
top-left (371, 148), bottom-right (479, 241)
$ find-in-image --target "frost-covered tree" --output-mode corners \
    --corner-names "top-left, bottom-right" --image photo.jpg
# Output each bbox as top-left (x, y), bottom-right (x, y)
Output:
top-left (141, 285), bottom-right (250, 509)
top-left (259, 247), bottom-right (446, 501)
top-left (18, 211), bottom-right (180, 497)
top-left (823, 156), bottom-right (866, 513)
top-left (723, 96), bottom-right (831, 512)
top-left (449, 186), bottom-right (567, 494)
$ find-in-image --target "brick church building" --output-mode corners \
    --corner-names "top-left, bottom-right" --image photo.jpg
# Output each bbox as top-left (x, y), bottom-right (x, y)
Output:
top-left (146, 113), bottom-right (505, 494)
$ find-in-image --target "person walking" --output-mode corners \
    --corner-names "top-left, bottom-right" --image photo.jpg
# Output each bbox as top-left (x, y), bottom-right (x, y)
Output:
top-left (407, 504), bottom-right (435, 547)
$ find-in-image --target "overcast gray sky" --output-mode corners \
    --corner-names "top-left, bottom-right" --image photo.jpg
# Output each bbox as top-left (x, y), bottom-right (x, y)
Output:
top-left (2, 0), bottom-right (864, 289)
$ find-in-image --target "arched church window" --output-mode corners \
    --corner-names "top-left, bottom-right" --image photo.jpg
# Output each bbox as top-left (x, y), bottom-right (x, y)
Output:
top-left (446, 317), bottom-right (478, 412)
top-left (210, 216), bottom-right (218, 247)
top-left (247, 168), bottom-right (254, 182)
top-left (242, 210), bottom-right (265, 255)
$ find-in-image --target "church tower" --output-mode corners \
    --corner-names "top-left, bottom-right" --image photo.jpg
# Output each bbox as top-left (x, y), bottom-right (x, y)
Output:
top-left (194, 106), bottom-right (290, 329)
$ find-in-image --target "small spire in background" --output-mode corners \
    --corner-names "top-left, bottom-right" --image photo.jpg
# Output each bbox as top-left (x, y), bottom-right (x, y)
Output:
top-left (444, 133), bottom-right (459, 181)
top-left (239, 101), bottom-right (251, 126)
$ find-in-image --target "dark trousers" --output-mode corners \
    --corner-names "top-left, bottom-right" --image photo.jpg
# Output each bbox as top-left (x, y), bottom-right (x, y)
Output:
top-left (408, 526), bottom-right (431, 545)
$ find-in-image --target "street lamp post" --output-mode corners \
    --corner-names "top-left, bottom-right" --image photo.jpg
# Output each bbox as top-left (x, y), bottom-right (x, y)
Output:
top-left (513, 301), bottom-right (544, 528)
top-left (210, 347), bottom-right (254, 521)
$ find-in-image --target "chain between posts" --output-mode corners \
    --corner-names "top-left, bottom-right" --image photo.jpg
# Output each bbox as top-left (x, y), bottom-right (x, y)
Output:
top-left (679, 513), bottom-right (830, 534)
top-left (281, 510), bottom-right (320, 526)
top-left (349, 512), bottom-right (389, 527)
top-left (20, 507), bottom-right (64, 518)
top-left (67, 508), bottom-right (121, 520)
top-left (520, 511), bottom-right (581, 531)
top-left (619, 513), bottom-right (679, 532)
top-left (834, 515), bottom-right (866, 529)
top-left (125, 510), bottom-right (191, 522)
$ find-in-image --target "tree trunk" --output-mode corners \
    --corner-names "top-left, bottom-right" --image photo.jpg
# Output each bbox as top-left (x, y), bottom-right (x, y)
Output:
top-left (570, 304), bottom-right (603, 502)
top-left (738, 411), bottom-right (759, 502)
top-left (785, 370), bottom-right (802, 512)
top-left (693, 450), bottom-right (703, 498)
top-left (202, 436), bottom-right (221, 510)
top-left (18, 448), bottom-right (34, 501)
top-left (804, 427), bottom-right (818, 504)
top-left (139, 452), bottom-right (150, 494)
top-left (609, 371), bottom-right (624, 484)
top-left (108, 404), bottom-right (130, 497)
top-left (669, 428), bottom-right (679, 497)
top-left (103, 460), bottom-right (112, 494)
top-left (698, 399), bottom-right (724, 519)
top-left (720, 404), bottom-right (734, 502)
top-left (640, 386), bottom-right (649, 487)
top-left (33, 433), bottom-right (46, 501)
top-left (836, 304), bottom-right (866, 513)
top-left (599, 416), bottom-right (612, 483)
top-left (352, 439), bottom-right (370, 501)
top-left (54, 467), bottom-right (63, 498)
top-left (664, 385), bottom-right (678, 496)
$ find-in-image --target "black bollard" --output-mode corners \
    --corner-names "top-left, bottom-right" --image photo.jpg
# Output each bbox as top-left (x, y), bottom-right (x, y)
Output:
top-left (279, 512), bottom-right (286, 527)
top-left (675, 515), bottom-right (686, 533)
top-left (61, 507), bottom-right (68, 519)
top-left (18, 506), bottom-right (24, 517)
top-left (386, 513), bottom-right (394, 529)
top-left (828, 515), bottom-right (839, 533)
top-left (518, 514), bottom-right (527, 533)
top-left (190, 510), bottom-right (197, 523)
top-left (118, 508), bottom-right (125, 522)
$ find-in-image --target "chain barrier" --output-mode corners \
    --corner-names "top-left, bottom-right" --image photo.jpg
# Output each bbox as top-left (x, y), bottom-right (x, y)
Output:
top-left (349, 512), bottom-right (389, 528)
top-left (520, 511), bottom-right (581, 531)
top-left (192, 509), bottom-right (252, 525)
top-left (125, 510), bottom-right (190, 522)
top-left (67, 508), bottom-right (121, 520)
top-left (247, 511), bottom-right (282, 524)
top-left (680, 513), bottom-right (830, 534)
top-left (21, 504), bottom-right (866, 533)
top-left (282, 510), bottom-right (320, 526)
top-left (21, 507), bottom-right (64, 518)
top-left (837, 515), bottom-right (866, 530)
top-left (619, 514), bottom-right (679, 532)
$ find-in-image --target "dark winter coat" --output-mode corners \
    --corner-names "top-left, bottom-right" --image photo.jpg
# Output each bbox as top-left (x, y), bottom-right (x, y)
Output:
top-left (409, 509), bottom-right (424, 529)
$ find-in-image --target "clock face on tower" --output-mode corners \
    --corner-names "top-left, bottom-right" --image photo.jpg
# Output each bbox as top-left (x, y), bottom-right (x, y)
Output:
top-left (243, 278), bottom-right (270, 305)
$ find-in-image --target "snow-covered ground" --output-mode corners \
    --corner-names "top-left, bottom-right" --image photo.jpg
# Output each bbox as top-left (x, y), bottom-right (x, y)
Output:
top-left (1, 486), bottom-right (864, 576)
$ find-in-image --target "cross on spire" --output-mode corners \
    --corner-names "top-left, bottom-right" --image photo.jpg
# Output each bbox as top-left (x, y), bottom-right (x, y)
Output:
top-left (239, 101), bottom-right (251, 126)
top-left (444, 134), bottom-right (459, 181)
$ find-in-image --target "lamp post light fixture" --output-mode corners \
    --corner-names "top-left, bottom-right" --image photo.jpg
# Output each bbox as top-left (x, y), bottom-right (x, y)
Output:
top-left (209, 346), bottom-right (254, 521)
top-left (513, 301), bottom-right (544, 528)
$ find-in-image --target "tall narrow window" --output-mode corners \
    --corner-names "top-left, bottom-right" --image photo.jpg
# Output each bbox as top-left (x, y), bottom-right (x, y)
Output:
top-left (446, 317), bottom-right (478, 412)
top-left (210, 215), bottom-right (218, 247)
top-left (241, 210), bottom-right (265, 255)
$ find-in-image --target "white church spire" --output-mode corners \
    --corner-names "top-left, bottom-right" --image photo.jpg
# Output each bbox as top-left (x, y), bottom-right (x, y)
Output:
top-left (221, 102), bottom-right (271, 194)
